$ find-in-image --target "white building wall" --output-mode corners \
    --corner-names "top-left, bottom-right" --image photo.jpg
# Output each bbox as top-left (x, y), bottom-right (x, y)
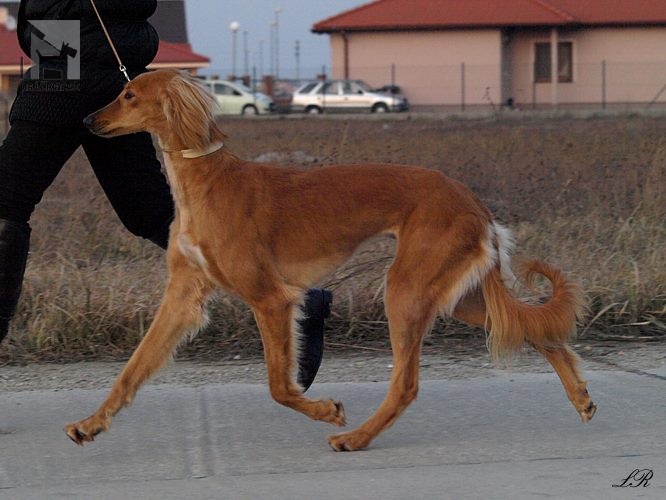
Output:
top-left (330, 30), bottom-right (503, 106)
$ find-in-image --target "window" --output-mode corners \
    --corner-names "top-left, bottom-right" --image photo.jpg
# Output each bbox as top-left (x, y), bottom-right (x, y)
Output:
top-left (322, 82), bottom-right (340, 95)
top-left (213, 83), bottom-right (241, 96)
top-left (347, 81), bottom-right (365, 94)
top-left (298, 82), bottom-right (318, 94)
top-left (534, 41), bottom-right (573, 83)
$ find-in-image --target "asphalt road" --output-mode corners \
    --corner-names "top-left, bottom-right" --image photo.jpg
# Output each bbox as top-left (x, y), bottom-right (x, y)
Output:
top-left (1, 367), bottom-right (665, 499)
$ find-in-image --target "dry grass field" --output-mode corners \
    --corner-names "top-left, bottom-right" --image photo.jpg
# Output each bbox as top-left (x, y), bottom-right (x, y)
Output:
top-left (1, 114), bottom-right (664, 361)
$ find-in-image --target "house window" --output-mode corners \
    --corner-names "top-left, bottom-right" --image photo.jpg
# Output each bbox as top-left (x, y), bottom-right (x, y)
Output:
top-left (534, 41), bottom-right (573, 83)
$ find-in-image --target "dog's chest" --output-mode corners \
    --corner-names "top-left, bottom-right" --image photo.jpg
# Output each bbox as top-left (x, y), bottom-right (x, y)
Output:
top-left (178, 233), bottom-right (209, 270)
top-left (163, 154), bottom-right (207, 269)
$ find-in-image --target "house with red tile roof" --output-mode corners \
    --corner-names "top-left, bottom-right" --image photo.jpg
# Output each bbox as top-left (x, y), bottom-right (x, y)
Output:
top-left (0, 1), bottom-right (209, 95)
top-left (313, 0), bottom-right (666, 108)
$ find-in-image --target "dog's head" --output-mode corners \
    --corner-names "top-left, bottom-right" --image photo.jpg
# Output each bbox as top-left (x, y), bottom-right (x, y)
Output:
top-left (84, 70), bottom-right (224, 150)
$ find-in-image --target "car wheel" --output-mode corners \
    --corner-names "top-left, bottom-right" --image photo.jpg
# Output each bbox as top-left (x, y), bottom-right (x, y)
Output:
top-left (242, 105), bottom-right (258, 116)
top-left (306, 106), bottom-right (322, 115)
top-left (372, 103), bottom-right (389, 113)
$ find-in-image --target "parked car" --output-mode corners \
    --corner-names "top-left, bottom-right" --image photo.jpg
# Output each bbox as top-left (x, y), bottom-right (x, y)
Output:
top-left (291, 80), bottom-right (408, 114)
top-left (372, 84), bottom-right (402, 95)
top-left (199, 80), bottom-right (274, 115)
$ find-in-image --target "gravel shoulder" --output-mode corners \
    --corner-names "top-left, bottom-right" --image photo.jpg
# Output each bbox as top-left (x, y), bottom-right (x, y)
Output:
top-left (1, 339), bottom-right (664, 393)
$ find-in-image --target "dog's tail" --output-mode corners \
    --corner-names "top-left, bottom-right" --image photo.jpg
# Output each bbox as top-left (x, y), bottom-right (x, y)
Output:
top-left (481, 238), bottom-right (584, 360)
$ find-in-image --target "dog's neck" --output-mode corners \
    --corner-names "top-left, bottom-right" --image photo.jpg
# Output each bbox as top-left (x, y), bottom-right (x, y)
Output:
top-left (161, 141), bottom-right (224, 159)
top-left (156, 126), bottom-right (227, 159)
top-left (157, 134), bottom-right (236, 232)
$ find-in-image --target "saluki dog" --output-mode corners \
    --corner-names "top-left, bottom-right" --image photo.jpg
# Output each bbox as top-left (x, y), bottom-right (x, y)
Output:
top-left (66, 70), bottom-right (597, 451)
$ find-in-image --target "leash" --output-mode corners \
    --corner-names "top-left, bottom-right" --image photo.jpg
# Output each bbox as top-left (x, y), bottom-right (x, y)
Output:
top-left (88, 0), bottom-right (130, 82)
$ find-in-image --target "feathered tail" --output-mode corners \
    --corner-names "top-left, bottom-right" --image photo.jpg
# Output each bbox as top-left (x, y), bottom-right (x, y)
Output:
top-left (482, 259), bottom-right (585, 359)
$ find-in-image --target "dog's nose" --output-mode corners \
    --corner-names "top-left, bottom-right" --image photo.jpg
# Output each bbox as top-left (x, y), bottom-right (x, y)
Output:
top-left (83, 114), bottom-right (95, 129)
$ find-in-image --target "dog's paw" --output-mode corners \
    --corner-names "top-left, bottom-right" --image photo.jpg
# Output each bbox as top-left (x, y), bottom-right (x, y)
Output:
top-left (579, 401), bottom-right (597, 423)
top-left (327, 429), bottom-right (371, 452)
top-left (64, 415), bottom-right (108, 446)
top-left (320, 399), bottom-right (346, 427)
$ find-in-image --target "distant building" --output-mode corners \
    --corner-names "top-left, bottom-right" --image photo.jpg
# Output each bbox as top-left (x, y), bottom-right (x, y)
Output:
top-left (0, 0), bottom-right (210, 94)
top-left (313, 0), bottom-right (666, 109)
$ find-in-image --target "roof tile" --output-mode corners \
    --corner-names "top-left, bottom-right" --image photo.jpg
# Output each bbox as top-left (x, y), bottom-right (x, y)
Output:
top-left (313, 0), bottom-right (666, 32)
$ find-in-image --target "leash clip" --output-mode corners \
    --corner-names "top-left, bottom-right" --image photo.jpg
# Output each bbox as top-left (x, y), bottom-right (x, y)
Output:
top-left (119, 64), bottom-right (130, 82)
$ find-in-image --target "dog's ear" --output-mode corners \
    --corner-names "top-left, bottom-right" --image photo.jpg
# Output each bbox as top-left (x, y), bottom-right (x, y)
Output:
top-left (162, 73), bottom-right (226, 150)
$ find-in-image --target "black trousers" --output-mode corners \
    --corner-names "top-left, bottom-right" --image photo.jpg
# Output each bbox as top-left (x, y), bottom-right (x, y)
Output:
top-left (0, 120), bottom-right (174, 246)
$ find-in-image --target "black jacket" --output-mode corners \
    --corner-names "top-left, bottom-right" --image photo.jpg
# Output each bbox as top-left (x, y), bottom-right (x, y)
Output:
top-left (10, 0), bottom-right (159, 125)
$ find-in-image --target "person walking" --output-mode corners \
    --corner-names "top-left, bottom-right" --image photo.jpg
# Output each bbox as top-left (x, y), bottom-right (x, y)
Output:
top-left (0, 0), bottom-right (330, 390)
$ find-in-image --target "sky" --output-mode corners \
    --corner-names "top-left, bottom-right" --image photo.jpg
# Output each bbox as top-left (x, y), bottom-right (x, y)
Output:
top-left (183, 0), bottom-right (363, 78)
top-left (2, 0), bottom-right (362, 78)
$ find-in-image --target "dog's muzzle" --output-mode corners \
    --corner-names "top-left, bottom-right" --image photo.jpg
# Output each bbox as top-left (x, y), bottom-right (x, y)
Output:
top-left (83, 114), bottom-right (96, 130)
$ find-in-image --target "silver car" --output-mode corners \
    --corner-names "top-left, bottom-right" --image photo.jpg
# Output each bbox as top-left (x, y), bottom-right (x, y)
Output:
top-left (291, 80), bottom-right (408, 114)
top-left (200, 80), bottom-right (274, 116)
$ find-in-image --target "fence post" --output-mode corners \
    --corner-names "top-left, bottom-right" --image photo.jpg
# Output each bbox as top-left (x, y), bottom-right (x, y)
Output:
top-left (601, 60), bottom-right (607, 110)
top-left (461, 62), bottom-right (466, 112)
top-left (391, 63), bottom-right (396, 88)
top-left (0, 98), bottom-right (7, 136)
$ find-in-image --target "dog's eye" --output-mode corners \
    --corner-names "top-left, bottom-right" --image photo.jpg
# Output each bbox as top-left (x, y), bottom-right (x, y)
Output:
top-left (124, 91), bottom-right (135, 100)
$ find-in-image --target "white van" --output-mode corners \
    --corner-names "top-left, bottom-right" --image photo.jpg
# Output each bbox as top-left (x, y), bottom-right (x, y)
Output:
top-left (200, 80), bottom-right (274, 115)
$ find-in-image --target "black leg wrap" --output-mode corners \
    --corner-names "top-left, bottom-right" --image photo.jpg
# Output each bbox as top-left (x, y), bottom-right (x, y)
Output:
top-left (0, 219), bottom-right (31, 344)
top-left (297, 288), bottom-right (332, 392)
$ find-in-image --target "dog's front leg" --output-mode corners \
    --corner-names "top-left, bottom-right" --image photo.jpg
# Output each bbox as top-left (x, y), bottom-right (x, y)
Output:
top-left (65, 252), bottom-right (214, 446)
top-left (253, 298), bottom-right (346, 426)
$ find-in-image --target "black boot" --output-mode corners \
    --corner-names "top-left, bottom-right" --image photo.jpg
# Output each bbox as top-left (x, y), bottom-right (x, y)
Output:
top-left (297, 288), bottom-right (332, 392)
top-left (0, 219), bottom-right (31, 344)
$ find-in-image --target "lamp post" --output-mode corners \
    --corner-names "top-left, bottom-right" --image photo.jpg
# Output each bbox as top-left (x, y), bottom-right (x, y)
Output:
top-left (269, 21), bottom-right (276, 76)
top-left (274, 7), bottom-right (283, 79)
top-left (243, 30), bottom-right (249, 77)
top-left (294, 40), bottom-right (300, 81)
top-left (229, 20), bottom-right (240, 79)
top-left (259, 39), bottom-right (264, 76)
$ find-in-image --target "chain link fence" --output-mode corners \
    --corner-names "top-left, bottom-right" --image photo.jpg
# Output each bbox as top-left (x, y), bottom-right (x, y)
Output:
top-left (206, 59), bottom-right (666, 112)
top-left (2, 59), bottom-right (665, 132)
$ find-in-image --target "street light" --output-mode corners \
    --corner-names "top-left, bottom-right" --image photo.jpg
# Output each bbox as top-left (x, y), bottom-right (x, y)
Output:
top-left (229, 20), bottom-right (240, 79)
top-left (243, 30), bottom-right (249, 77)
top-left (274, 7), bottom-right (283, 79)
top-left (269, 21), bottom-right (276, 76)
top-left (259, 39), bottom-right (264, 76)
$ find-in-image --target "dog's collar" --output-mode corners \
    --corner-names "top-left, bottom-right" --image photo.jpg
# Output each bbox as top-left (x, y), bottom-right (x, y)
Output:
top-left (163, 141), bottom-right (224, 159)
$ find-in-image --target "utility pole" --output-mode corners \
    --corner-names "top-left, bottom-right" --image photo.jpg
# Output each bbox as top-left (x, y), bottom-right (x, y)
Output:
top-left (269, 21), bottom-right (275, 75)
top-left (259, 39), bottom-right (264, 76)
top-left (243, 30), bottom-right (249, 77)
top-left (274, 7), bottom-right (283, 79)
top-left (294, 40), bottom-right (300, 81)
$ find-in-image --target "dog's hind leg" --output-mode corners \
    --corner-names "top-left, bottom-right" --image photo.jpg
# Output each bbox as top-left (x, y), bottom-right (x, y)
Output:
top-left (253, 295), bottom-right (346, 426)
top-left (532, 344), bottom-right (597, 422)
top-left (327, 264), bottom-right (437, 452)
top-left (453, 291), bottom-right (597, 423)
top-left (65, 248), bottom-right (214, 445)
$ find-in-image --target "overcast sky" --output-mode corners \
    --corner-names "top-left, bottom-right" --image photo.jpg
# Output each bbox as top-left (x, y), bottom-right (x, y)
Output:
top-left (3, 0), bottom-right (361, 77)
top-left (184, 0), bottom-right (362, 77)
